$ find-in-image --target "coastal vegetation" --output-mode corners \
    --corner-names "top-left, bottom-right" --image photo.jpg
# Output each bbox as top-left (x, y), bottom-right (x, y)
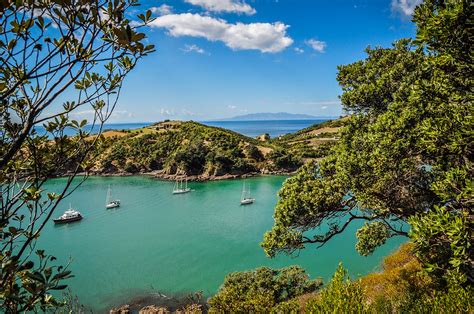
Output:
top-left (208, 265), bottom-right (321, 312)
top-left (84, 121), bottom-right (304, 178)
top-left (210, 243), bottom-right (472, 313)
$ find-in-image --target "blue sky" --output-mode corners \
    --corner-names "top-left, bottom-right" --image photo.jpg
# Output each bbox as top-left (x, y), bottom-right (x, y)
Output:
top-left (83, 0), bottom-right (422, 122)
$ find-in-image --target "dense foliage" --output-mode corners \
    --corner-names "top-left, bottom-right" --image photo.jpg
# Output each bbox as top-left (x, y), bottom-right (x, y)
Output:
top-left (0, 0), bottom-right (153, 311)
top-left (262, 0), bottom-right (472, 289)
top-left (208, 265), bottom-right (321, 312)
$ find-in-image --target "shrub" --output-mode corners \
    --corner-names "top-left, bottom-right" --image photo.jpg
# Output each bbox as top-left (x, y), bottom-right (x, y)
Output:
top-left (305, 263), bottom-right (366, 313)
top-left (208, 266), bottom-right (321, 313)
top-left (245, 144), bottom-right (264, 161)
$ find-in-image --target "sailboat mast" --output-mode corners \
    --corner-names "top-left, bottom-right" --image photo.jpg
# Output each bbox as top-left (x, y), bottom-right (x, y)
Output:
top-left (106, 185), bottom-right (112, 205)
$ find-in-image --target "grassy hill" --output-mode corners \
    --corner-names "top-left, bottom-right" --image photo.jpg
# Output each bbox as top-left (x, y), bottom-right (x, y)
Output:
top-left (83, 118), bottom-right (348, 180)
top-left (271, 117), bottom-right (349, 162)
top-left (89, 121), bottom-right (302, 179)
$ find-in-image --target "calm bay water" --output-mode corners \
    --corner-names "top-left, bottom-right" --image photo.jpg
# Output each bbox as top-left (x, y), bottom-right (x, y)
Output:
top-left (202, 120), bottom-right (328, 138)
top-left (38, 175), bottom-right (405, 312)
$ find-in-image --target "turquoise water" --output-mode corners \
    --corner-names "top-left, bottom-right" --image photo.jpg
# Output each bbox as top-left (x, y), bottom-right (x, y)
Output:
top-left (38, 176), bottom-right (405, 311)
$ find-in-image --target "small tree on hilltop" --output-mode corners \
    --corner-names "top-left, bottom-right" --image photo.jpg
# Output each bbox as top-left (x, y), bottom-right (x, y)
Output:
top-left (0, 0), bottom-right (154, 311)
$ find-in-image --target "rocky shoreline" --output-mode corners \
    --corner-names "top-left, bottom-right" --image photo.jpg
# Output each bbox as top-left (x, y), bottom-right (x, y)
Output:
top-left (70, 170), bottom-right (295, 182)
top-left (146, 170), bottom-right (295, 182)
top-left (110, 304), bottom-right (203, 314)
top-left (108, 291), bottom-right (206, 314)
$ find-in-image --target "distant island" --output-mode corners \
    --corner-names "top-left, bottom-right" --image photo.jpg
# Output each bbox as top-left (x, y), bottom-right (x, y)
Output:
top-left (222, 112), bottom-right (336, 121)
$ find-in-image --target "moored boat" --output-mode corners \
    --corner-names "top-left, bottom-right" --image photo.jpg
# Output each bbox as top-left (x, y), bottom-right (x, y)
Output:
top-left (54, 206), bottom-right (83, 224)
top-left (240, 181), bottom-right (255, 205)
top-left (106, 185), bottom-right (121, 209)
top-left (173, 177), bottom-right (191, 194)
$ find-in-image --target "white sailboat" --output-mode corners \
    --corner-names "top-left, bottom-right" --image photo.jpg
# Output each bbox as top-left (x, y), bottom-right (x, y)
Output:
top-left (173, 177), bottom-right (191, 194)
top-left (105, 185), bottom-right (120, 209)
top-left (240, 181), bottom-right (255, 205)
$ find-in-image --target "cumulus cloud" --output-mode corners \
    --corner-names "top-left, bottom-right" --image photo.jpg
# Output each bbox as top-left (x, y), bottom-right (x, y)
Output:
top-left (305, 39), bottom-right (326, 53)
top-left (391, 0), bottom-right (423, 17)
top-left (181, 44), bottom-right (207, 54)
top-left (150, 13), bottom-right (293, 53)
top-left (150, 4), bottom-right (173, 16)
top-left (185, 0), bottom-right (255, 15)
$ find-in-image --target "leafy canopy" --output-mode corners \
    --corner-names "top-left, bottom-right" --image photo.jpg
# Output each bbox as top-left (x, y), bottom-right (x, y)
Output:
top-left (261, 0), bottom-right (472, 285)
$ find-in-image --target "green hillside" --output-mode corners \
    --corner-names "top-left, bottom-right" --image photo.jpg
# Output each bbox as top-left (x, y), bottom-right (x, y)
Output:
top-left (89, 121), bottom-right (304, 179)
top-left (271, 117), bottom-right (348, 161)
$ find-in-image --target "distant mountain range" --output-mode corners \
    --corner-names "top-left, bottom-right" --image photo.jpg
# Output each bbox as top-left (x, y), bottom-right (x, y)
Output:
top-left (222, 112), bottom-right (333, 121)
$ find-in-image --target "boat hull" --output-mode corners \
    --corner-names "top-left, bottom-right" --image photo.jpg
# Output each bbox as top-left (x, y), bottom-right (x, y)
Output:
top-left (173, 189), bottom-right (191, 195)
top-left (106, 202), bottom-right (120, 209)
top-left (54, 215), bottom-right (83, 224)
top-left (240, 198), bottom-right (255, 205)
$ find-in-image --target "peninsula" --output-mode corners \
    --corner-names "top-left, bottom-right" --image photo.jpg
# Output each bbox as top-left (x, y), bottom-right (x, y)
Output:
top-left (80, 119), bottom-right (344, 180)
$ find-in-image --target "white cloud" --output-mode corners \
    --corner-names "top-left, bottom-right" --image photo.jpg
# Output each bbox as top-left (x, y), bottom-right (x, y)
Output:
top-left (294, 47), bottom-right (304, 54)
top-left (181, 109), bottom-right (200, 116)
top-left (150, 4), bottom-right (173, 16)
top-left (111, 110), bottom-right (136, 119)
top-left (160, 108), bottom-right (176, 116)
top-left (321, 106), bottom-right (328, 110)
top-left (391, 0), bottom-right (423, 17)
top-left (181, 44), bottom-right (207, 54)
top-left (150, 13), bottom-right (293, 53)
top-left (159, 108), bottom-right (201, 118)
top-left (228, 105), bottom-right (237, 110)
top-left (184, 0), bottom-right (255, 15)
top-left (305, 39), bottom-right (326, 53)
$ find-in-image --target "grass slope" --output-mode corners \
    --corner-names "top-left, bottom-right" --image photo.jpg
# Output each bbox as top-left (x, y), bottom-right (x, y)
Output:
top-left (90, 121), bottom-right (301, 178)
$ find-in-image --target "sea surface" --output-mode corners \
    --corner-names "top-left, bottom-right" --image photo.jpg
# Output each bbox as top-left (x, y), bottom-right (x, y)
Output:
top-left (202, 120), bottom-right (328, 138)
top-left (35, 119), bottom-right (327, 139)
top-left (37, 176), bottom-right (405, 312)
